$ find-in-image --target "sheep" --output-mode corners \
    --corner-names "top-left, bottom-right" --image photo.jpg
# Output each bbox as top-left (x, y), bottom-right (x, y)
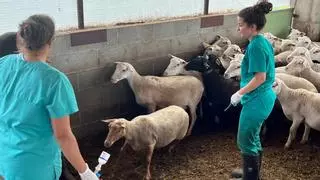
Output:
top-left (285, 56), bottom-right (320, 91)
top-left (286, 47), bottom-right (320, 72)
top-left (102, 105), bottom-right (189, 180)
top-left (287, 28), bottom-right (306, 41)
top-left (275, 73), bottom-right (318, 93)
top-left (162, 54), bottom-right (202, 80)
top-left (223, 44), bottom-right (242, 57)
top-left (202, 43), bottom-right (225, 57)
top-left (211, 35), bottom-right (232, 48)
top-left (223, 54), bottom-right (244, 79)
top-left (111, 61), bottom-right (204, 136)
top-left (272, 78), bottom-right (320, 149)
top-left (202, 35), bottom-right (232, 57)
top-left (309, 46), bottom-right (320, 63)
top-left (274, 50), bottom-right (293, 66)
top-left (296, 36), bottom-right (312, 49)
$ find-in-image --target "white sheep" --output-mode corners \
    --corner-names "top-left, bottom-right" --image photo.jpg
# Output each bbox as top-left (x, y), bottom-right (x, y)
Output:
top-left (309, 46), bottom-right (320, 63)
top-left (278, 39), bottom-right (296, 53)
top-left (223, 54), bottom-right (244, 79)
top-left (111, 62), bottom-right (204, 136)
top-left (202, 43), bottom-right (225, 57)
top-left (285, 56), bottom-right (320, 91)
top-left (272, 78), bottom-right (320, 149)
top-left (296, 36), bottom-right (312, 49)
top-left (274, 50), bottom-right (293, 66)
top-left (102, 105), bottom-right (189, 180)
top-left (162, 54), bottom-right (202, 80)
top-left (211, 35), bottom-right (232, 48)
top-left (275, 73), bottom-right (317, 93)
top-left (287, 28), bottom-right (306, 41)
top-left (286, 47), bottom-right (320, 72)
top-left (223, 44), bottom-right (242, 57)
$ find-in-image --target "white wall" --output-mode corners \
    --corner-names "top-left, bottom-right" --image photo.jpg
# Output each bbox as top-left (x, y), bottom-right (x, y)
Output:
top-left (0, 0), bottom-right (290, 33)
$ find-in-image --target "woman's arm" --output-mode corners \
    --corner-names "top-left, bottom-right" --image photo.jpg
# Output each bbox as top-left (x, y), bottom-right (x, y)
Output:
top-left (238, 72), bottom-right (266, 95)
top-left (51, 116), bottom-right (87, 173)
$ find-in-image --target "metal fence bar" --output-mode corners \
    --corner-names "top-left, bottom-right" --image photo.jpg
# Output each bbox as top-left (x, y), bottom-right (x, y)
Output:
top-left (77, 0), bottom-right (84, 29)
top-left (204, 0), bottom-right (209, 15)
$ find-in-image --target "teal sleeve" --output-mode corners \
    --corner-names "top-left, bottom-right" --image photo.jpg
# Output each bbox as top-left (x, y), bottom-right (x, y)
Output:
top-left (248, 46), bottom-right (267, 73)
top-left (46, 73), bottom-right (79, 119)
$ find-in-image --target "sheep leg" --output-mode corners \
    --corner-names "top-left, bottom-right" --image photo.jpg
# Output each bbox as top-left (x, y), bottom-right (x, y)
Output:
top-left (285, 117), bottom-right (303, 149)
top-left (144, 143), bottom-right (155, 180)
top-left (301, 123), bottom-right (310, 144)
top-left (186, 105), bottom-right (197, 136)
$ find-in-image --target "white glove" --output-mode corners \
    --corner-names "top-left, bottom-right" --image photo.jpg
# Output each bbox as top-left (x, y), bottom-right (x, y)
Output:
top-left (79, 163), bottom-right (99, 180)
top-left (231, 91), bottom-right (243, 106)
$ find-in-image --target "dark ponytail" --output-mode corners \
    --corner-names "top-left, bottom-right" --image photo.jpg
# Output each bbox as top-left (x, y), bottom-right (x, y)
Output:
top-left (18, 14), bottom-right (55, 51)
top-left (238, 1), bottom-right (273, 30)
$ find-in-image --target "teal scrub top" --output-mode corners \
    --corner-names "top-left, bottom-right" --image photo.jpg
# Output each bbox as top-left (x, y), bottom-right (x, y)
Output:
top-left (0, 54), bottom-right (78, 179)
top-left (240, 34), bottom-right (275, 104)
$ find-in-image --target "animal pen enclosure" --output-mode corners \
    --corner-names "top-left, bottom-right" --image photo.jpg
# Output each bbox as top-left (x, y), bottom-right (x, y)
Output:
top-left (2, 0), bottom-right (320, 179)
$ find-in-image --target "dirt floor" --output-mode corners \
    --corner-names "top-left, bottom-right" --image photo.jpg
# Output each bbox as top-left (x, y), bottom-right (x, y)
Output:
top-left (76, 124), bottom-right (320, 180)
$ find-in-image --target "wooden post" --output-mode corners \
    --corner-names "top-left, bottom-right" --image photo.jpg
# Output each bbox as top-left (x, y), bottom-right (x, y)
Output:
top-left (204, 0), bottom-right (209, 15)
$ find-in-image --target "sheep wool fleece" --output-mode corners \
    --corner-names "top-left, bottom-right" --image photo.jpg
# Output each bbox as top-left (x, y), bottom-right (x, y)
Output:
top-left (0, 54), bottom-right (78, 180)
top-left (238, 34), bottom-right (276, 156)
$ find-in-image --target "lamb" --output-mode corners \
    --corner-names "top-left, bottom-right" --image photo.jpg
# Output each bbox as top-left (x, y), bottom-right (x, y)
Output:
top-left (223, 44), bottom-right (242, 57)
top-left (111, 62), bottom-right (204, 135)
top-left (272, 78), bottom-right (320, 149)
top-left (102, 105), bottom-right (189, 180)
top-left (285, 56), bottom-right (320, 91)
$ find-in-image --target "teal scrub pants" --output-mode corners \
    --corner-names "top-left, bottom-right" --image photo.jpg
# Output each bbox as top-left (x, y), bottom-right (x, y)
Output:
top-left (237, 89), bottom-right (276, 156)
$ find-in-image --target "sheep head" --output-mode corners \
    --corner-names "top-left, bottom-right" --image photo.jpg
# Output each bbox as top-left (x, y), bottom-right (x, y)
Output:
top-left (296, 36), bottom-right (311, 49)
top-left (204, 44), bottom-right (224, 57)
top-left (287, 28), bottom-right (306, 41)
top-left (285, 56), bottom-right (311, 76)
top-left (286, 47), bottom-right (311, 63)
top-left (111, 62), bottom-right (135, 83)
top-left (224, 59), bottom-right (241, 79)
top-left (272, 78), bottom-right (284, 95)
top-left (163, 54), bottom-right (187, 76)
top-left (185, 55), bottom-right (212, 74)
top-left (223, 44), bottom-right (242, 57)
top-left (280, 39), bottom-right (296, 52)
top-left (213, 35), bottom-right (231, 48)
top-left (310, 46), bottom-right (320, 63)
top-left (102, 118), bottom-right (127, 148)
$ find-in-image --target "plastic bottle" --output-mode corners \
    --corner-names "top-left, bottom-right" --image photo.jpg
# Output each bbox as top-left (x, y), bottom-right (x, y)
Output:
top-left (94, 151), bottom-right (111, 178)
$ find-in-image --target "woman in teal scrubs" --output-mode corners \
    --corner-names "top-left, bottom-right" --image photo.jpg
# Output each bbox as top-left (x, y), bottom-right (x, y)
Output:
top-left (230, 1), bottom-right (276, 179)
top-left (0, 14), bottom-right (98, 180)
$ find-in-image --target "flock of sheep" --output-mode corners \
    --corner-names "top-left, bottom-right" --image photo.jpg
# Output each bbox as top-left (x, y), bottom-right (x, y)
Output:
top-left (102, 28), bottom-right (320, 179)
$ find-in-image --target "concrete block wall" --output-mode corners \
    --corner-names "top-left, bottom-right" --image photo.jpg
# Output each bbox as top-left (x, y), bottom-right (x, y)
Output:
top-left (291, 0), bottom-right (320, 41)
top-left (49, 8), bottom-right (293, 139)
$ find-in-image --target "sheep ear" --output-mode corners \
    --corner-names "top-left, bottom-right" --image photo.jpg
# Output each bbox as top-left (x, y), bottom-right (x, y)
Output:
top-left (202, 42), bottom-right (211, 49)
top-left (114, 61), bottom-right (123, 64)
top-left (102, 119), bottom-right (117, 124)
top-left (168, 54), bottom-right (174, 58)
top-left (214, 35), bottom-right (221, 41)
